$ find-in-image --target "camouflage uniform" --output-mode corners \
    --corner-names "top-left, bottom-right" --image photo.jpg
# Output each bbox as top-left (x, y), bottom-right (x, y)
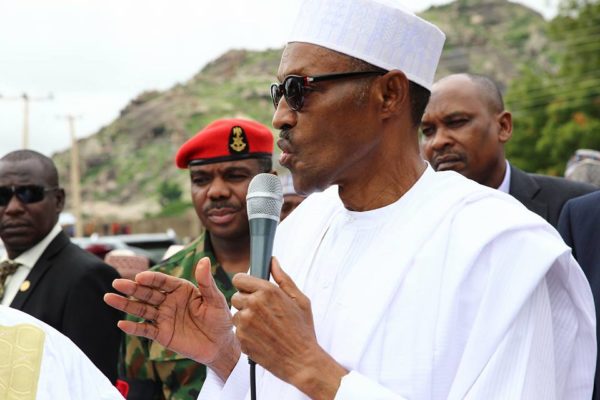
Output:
top-left (123, 233), bottom-right (237, 400)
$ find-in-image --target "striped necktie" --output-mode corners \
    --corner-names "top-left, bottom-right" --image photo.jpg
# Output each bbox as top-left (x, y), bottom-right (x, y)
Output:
top-left (0, 261), bottom-right (20, 300)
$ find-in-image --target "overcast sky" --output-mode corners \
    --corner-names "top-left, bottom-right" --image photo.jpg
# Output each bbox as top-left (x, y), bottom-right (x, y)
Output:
top-left (0, 0), bottom-right (558, 157)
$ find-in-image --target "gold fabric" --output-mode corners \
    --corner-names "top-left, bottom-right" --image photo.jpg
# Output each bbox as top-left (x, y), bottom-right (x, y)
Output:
top-left (0, 261), bottom-right (20, 300)
top-left (0, 324), bottom-right (45, 400)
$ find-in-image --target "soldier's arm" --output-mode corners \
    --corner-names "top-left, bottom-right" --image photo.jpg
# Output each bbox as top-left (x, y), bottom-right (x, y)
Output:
top-left (121, 319), bottom-right (164, 399)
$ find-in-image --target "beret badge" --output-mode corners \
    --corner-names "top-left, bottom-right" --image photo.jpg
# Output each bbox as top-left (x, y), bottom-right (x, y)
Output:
top-left (229, 126), bottom-right (249, 154)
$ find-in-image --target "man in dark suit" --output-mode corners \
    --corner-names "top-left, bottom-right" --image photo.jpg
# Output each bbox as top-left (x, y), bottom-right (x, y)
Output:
top-left (421, 73), bottom-right (597, 227)
top-left (558, 190), bottom-right (600, 400)
top-left (0, 149), bottom-right (122, 383)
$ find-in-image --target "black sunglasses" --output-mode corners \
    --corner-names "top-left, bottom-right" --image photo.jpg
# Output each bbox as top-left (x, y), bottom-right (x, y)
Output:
top-left (0, 185), bottom-right (59, 206)
top-left (270, 70), bottom-right (386, 111)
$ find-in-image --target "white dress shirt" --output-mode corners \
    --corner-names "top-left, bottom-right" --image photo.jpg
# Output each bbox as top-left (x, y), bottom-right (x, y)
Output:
top-left (1, 224), bottom-right (62, 305)
top-left (496, 159), bottom-right (512, 194)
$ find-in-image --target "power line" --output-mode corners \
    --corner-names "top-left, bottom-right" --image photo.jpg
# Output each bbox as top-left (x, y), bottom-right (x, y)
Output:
top-left (438, 30), bottom-right (600, 59)
top-left (509, 85), bottom-right (600, 106)
top-left (507, 77), bottom-right (600, 102)
top-left (505, 72), bottom-right (600, 94)
top-left (509, 91), bottom-right (600, 112)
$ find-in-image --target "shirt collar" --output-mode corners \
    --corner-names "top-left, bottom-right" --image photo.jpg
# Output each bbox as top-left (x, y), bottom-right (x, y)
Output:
top-left (497, 160), bottom-right (511, 194)
top-left (0, 223), bottom-right (63, 269)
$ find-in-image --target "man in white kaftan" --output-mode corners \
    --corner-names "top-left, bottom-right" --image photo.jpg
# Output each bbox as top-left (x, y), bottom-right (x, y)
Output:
top-left (0, 305), bottom-right (124, 400)
top-left (103, 0), bottom-right (596, 398)
top-left (198, 168), bottom-right (595, 399)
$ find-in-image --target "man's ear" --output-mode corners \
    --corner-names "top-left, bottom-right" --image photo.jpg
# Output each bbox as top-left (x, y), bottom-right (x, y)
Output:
top-left (378, 70), bottom-right (410, 118)
top-left (55, 188), bottom-right (66, 213)
top-left (497, 111), bottom-right (513, 143)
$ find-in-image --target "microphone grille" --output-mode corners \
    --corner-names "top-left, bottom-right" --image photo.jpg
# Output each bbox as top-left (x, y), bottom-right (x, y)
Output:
top-left (247, 173), bottom-right (284, 221)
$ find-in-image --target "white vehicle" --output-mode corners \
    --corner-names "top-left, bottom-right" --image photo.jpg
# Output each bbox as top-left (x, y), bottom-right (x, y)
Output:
top-left (71, 231), bottom-right (180, 265)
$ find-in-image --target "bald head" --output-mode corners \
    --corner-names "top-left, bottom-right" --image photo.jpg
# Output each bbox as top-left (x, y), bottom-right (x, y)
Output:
top-left (435, 73), bottom-right (504, 114)
top-left (0, 150), bottom-right (59, 187)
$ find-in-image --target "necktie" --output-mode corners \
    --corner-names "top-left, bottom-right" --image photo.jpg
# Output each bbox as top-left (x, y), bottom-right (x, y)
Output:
top-left (0, 260), bottom-right (20, 300)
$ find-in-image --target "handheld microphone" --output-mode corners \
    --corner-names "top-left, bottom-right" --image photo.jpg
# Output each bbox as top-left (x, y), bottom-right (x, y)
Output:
top-left (246, 174), bottom-right (284, 399)
top-left (246, 173), bottom-right (284, 280)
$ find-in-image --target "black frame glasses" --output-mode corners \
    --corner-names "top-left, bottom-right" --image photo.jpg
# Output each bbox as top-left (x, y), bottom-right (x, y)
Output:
top-left (0, 185), bottom-right (59, 206)
top-left (270, 70), bottom-right (386, 111)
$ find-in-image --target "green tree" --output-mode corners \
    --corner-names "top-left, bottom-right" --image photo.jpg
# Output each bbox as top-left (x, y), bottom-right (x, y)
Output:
top-left (506, 0), bottom-right (600, 175)
top-left (156, 180), bottom-right (192, 217)
top-left (158, 180), bottom-right (183, 207)
top-left (505, 66), bottom-right (553, 172)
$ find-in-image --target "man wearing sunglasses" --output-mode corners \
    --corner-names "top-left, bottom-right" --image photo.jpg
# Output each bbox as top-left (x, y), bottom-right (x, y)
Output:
top-left (0, 150), bottom-right (122, 384)
top-left (106, 0), bottom-right (595, 398)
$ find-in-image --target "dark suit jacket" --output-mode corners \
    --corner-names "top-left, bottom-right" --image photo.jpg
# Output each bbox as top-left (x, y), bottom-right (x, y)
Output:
top-left (9, 231), bottom-right (123, 383)
top-left (558, 191), bottom-right (600, 400)
top-left (509, 164), bottom-right (598, 228)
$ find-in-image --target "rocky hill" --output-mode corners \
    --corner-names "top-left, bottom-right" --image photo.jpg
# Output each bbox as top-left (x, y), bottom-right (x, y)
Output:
top-left (52, 0), bottom-right (550, 221)
top-left (424, 0), bottom-right (549, 88)
top-left (54, 49), bottom-right (283, 220)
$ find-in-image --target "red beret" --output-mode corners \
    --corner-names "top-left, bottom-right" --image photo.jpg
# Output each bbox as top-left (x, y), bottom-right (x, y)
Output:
top-left (175, 118), bottom-right (274, 169)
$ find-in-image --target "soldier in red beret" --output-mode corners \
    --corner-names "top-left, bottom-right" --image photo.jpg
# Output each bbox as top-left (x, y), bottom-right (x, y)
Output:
top-left (121, 118), bottom-right (274, 400)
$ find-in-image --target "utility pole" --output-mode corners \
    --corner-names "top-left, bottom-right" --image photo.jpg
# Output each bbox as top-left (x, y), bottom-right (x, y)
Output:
top-left (22, 94), bottom-right (29, 149)
top-left (0, 92), bottom-right (53, 149)
top-left (58, 114), bottom-right (83, 238)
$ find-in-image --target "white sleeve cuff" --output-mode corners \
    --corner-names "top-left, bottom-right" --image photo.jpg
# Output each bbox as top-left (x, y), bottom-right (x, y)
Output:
top-left (334, 371), bottom-right (407, 400)
top-left (197, 356), bottom-right (250, 400)
top-left (197, 366), bottom-right (225, 400)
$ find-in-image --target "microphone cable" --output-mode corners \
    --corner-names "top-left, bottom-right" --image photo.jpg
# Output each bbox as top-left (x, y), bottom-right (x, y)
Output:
top-left (249, 358), bottom-right (257, 400)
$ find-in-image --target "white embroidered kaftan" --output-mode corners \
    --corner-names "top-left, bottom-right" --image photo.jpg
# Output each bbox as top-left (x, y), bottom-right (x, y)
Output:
top-left (200, 168), bottom-right (596, 399)
top-left (0, 305), bottom-right (124, 400)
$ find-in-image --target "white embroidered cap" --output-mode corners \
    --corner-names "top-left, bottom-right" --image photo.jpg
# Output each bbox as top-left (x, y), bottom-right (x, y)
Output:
top-left (287, 0), bottom-right (446, 90)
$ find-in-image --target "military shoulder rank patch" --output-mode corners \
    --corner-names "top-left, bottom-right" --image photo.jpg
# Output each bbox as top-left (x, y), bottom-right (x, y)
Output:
top-left (229, 125), bottom-right (249, 154)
